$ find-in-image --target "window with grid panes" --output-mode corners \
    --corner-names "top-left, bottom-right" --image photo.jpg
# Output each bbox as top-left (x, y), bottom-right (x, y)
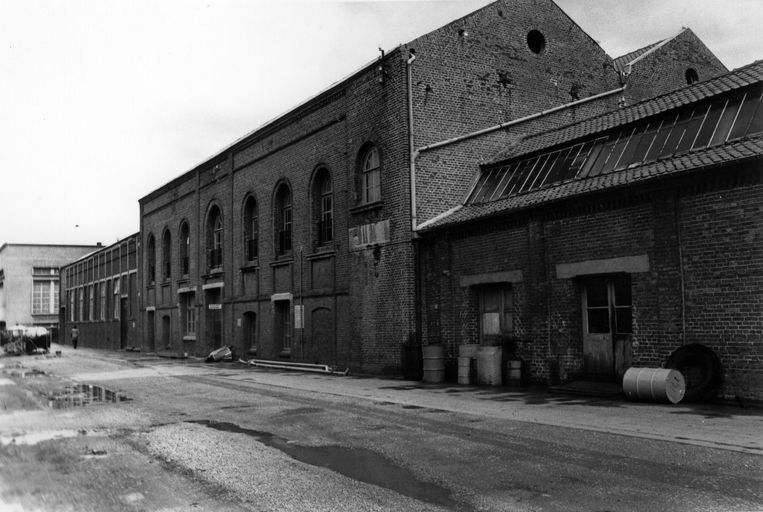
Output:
top-left (100, 282), bottom-right (107, 320)
top-left (467, 86), bottom-right (763, 205)
top-left (243, 197), bottom-right (258, 261)
top-left (180, 221), bottom-right (190, 276)
top-left (361, 146), bottom-right (381, 204)
top-left (206, 207), bottom-right (223, 269)
top-left (275, 185), bottom-right (292, 255)
top-left (147, 234), bottom-right (156, 283)
top-left (162, 230), bottom-right (172, 281)
top-left (113, 278), bottom-right (120, 320)
top-left (314, 169), bottom-right (333, 246)
top-left (183, 295), bottom-right (196, 336)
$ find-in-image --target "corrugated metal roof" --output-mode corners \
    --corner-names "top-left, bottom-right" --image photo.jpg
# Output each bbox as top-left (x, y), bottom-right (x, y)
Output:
top-left (490, 60), bottom-right (763, 165)
top-left (422, 134), bottom-right (763, 230)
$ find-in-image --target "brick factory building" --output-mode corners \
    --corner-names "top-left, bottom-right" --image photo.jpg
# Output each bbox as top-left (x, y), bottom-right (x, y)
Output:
top-left (59, 235), bottom-right (140, 351)
top-left (132, 0), bottom-right (757, 398)
top-left (418, 61), bottom-right (762, 401)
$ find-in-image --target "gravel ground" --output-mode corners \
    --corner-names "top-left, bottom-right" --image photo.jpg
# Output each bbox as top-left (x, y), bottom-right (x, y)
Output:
top-left (142, 421), bottom-right (453, 512)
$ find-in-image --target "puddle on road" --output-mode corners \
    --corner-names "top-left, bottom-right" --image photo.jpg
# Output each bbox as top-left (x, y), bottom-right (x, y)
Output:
top-left (191, 420), bottom-right (463, 510)
top-left (0, 429), bottom-right (107, 446)
top-left (45, 384), bottom-right (131, 409)
top-left (2, 368), bottom-right (46, 378)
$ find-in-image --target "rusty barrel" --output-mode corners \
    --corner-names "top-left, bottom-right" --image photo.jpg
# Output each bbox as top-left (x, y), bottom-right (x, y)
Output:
top-left (422, 345), bottom-right (445, 383)
top-left (622, 367), bottom-right (686, 404)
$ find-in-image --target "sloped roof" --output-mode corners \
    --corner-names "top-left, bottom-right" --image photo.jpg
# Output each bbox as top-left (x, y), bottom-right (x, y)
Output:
top-left (612, 29), bottom-right (687, 74)
top-left (613, 40), bottom-right (663, 73)
top-left (490, 59), bottom-right (763, 164)
top-left (421, 61), bottom-right (763, 231)
top-left (422, 135), bottom-right (762, 230)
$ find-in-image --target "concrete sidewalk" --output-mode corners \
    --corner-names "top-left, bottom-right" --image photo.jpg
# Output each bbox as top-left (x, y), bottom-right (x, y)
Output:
top-left (13, 345), bottom-right (763, 455)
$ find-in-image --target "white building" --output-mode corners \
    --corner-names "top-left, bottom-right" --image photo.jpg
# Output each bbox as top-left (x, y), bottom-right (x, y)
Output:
top-left (0, 243), bottom-right (100, 337)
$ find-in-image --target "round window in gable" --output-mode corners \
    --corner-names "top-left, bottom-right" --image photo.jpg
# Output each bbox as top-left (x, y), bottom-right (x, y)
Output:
top-left (685, 68), bottom-right (699, 85)
top-left (527, 30), bottom-right (546, 54)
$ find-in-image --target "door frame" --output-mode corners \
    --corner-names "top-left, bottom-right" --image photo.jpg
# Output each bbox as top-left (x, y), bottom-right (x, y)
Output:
top-left (581, 274), bottom-right (632, 380)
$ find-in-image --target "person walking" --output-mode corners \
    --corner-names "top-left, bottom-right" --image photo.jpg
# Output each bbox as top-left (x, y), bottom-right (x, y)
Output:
top-left (70, 325), bottom-right (79, 349)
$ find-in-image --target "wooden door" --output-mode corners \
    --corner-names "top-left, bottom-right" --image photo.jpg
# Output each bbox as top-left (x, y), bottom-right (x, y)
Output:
top-left (582, 277), bottom-right (614, 378)
top-left (582, 275), bottom-right (632, 379)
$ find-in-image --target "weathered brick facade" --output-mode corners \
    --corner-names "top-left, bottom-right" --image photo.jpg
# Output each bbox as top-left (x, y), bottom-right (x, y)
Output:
top-left (620, 29), bottom-right (729, 105)
top-left (421, 167), bottom-right (762, 400)
top-left (135, 0), bottom-right (744, 385)
top-left (139, 49), bottom-right (415, 372)
top-left (59, 236), bottom-right (140, 350)
top-left (418, 58), bottom-right (763, 401)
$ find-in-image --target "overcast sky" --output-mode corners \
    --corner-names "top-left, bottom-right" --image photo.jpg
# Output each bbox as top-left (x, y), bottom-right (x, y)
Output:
top-left (1, 0), bottom-right (760, 247)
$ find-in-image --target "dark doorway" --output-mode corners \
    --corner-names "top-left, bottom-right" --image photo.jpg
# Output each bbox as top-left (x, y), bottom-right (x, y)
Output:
top-left (309, 307), bottom-right (333, 364)
top-left (205, 289), bottom-right (223, 349)
top-left (146, 310), bottom-right (155, 352)
top-left (274, 300), bottom-right (292, 356)
top-left (120, 298), bottom-right (129, 349)
top-left (243, 311), bottom-right (256, 354)
top-left (162, 314), bottom-right (171, 349)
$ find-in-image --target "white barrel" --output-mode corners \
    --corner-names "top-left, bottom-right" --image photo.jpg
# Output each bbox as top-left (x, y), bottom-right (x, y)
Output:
top-left (457, 356), bottom-right (473, 385)
top-left (622, 367), bottom-right (685, 404)
top-left (422, 345), bottom-right (445, 383)
top-left (506, 360), bottom-right (521, 385)
top-left (477, 346), bottom-right (503, 386)
top-left (459, 344), bottom-right (480, 359)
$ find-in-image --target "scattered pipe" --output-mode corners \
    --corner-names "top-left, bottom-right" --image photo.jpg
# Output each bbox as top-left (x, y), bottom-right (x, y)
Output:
top-left (239, 358), bottom-right (349, 376)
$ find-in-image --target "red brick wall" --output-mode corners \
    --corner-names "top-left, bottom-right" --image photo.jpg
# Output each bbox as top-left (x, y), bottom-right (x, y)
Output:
top-left (679, 180), bottom-right (763, 400)
top-left (59, 236), bottom-right (139, 351)
top-left (623, 29), bottom-right (728, 105)
top-left (409, 0), bottom-right (623, 225)
top-left (140, 49), bottom-right (417, 372)
top-left (421, 167), bottom-right (762, 400)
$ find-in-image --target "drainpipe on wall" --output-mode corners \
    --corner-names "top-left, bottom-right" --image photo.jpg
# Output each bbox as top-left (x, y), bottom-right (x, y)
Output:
top-left (407, 49), bottom-right (418, 234)
top-left (406, 48), bottom-right (422, 347)
top-left (673, 192), bottom-right (687, 345)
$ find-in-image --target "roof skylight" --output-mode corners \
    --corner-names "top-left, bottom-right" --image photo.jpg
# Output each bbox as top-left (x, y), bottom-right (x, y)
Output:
top-left (467, 86), bottom-right (763, 205)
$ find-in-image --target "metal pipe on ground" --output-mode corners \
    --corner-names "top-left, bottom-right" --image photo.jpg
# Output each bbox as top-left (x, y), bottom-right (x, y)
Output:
top-left (239, 358), bottom-right (349, 376)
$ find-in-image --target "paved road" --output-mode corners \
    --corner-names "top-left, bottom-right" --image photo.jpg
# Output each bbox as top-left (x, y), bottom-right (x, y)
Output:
top-left (1, 346), bottom-right (761, 511)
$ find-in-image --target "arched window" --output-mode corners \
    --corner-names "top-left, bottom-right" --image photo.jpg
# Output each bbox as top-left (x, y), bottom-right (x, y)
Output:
top-left (360, 145), bottom-right (381, 204)
top-left (162, 229), bottom-right (172, 281)
top-left (243, 196), bottom-right (258, 261)
top-left (179, 221), bottom-right (190, 276)
top-left (206, 205), bottom-right (223, 270)
top-left (274, 183), bottom-right (292, 255)
top-left (146, 233), bottom-right (156, 283)
top-left (313, 168), bottom-right (333, 246)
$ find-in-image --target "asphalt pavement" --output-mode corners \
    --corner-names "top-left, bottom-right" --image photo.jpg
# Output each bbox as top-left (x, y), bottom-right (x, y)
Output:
top-left (9, 344), bottom-right (763, 455)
